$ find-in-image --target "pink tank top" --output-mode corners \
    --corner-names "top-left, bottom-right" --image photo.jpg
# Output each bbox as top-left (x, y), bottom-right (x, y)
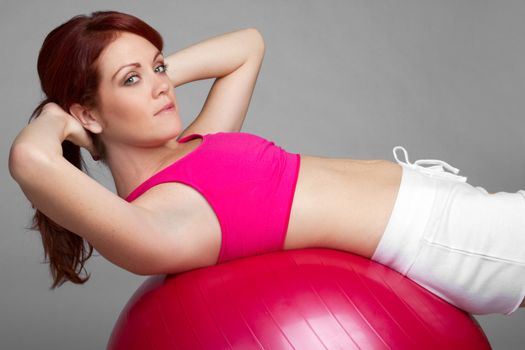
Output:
top-left (125, 132), bottom-right (301, 263)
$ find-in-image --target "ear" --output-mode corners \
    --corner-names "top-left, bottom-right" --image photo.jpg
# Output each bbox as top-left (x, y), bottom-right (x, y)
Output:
top-left (69, 103), bottom-right (103, 134)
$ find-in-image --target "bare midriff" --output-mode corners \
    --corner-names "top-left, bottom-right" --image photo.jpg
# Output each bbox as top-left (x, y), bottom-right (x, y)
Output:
top-left (284, 154), bottom-right (403, 259)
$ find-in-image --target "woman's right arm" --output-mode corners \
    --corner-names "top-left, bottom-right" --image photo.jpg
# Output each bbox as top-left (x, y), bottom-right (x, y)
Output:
top-left (8, 104), bottom-right (187, 275)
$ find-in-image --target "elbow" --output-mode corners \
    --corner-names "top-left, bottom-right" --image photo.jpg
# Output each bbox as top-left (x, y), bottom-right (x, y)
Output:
top-left (9, 143), bottom-right (57, 188)
top-left (245, 27), bottom-right (265, 54)
top-left (8, 143), bottom-right (44, 184)
top-left (8, 143), bottom-right (26, 181)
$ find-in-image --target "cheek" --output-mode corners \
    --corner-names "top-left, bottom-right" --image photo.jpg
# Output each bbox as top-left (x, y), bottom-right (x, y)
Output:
top-left (105, 89), bottom-right (150, 121)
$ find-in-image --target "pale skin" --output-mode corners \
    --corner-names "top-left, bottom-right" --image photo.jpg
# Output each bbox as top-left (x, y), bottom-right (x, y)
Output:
top-left (9, 28), bottom-right (524, 309)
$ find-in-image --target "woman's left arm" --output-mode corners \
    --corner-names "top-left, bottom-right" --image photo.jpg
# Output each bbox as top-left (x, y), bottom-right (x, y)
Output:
top-left (165, 28), bottom-right (265, 134)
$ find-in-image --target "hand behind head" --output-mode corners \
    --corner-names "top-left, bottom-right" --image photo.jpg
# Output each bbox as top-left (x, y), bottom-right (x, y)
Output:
top-left (39, 102), bottom-right (99, 160)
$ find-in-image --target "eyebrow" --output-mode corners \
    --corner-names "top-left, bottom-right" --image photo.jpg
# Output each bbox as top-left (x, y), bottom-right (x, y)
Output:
top-left (111, 50), bottom-right (163, 82)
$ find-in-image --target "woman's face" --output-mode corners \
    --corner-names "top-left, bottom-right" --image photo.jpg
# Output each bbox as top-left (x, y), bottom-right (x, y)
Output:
top-left (93, 32), bottom-right (181, 149)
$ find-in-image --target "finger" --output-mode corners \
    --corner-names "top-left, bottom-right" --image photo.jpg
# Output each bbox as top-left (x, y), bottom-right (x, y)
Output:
top-left (68, 130), bottom-right (98, 158)
top-left (84, 142), bottom-right (99, 160)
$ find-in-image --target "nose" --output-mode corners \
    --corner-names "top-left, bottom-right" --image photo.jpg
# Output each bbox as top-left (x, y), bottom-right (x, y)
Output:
top-left (152, 73), bottom-right (170, 97)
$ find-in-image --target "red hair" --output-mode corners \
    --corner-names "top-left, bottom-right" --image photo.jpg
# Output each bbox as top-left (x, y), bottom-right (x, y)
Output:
top-left (28, 10), bottom-right (164, 289)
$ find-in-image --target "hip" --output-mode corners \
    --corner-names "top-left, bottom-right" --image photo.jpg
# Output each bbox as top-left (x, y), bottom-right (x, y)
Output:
top-left (371, 147), bottom-right (525, 314)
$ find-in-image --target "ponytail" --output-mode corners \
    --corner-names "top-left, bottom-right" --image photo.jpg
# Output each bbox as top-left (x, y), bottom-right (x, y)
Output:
top-left (28, 99), bottom-right (94, 289)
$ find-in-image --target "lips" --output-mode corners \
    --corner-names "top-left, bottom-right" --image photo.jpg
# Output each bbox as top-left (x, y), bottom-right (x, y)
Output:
top-left (155, 102), bottom-right (175, 116)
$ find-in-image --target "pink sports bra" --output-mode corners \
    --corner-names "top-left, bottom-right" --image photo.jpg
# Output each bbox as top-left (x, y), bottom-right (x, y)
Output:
top-left (125, 132), bottom-right (301, 263)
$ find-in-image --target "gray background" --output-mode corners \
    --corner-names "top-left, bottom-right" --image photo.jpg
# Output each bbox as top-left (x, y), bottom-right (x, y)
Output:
top-left (2, 0), bottom-right (524, 349)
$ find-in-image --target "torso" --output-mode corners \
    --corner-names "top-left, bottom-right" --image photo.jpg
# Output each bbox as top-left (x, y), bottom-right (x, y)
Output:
top-left (284, 154), bottom-right (402, 258)
top-left (131, 137), bottom-right (403, 267)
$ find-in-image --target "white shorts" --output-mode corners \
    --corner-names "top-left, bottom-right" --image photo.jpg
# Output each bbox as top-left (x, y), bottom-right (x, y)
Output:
top-left (371, 146), bottom-right (525, 315)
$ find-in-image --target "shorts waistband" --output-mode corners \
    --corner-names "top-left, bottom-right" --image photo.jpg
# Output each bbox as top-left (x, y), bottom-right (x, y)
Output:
top-left (371, 146), bottom-right (469, 275)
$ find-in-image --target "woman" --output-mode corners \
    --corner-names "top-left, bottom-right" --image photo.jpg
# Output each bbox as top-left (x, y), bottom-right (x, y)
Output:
top-left (8, 10), bottom-right (525, 316)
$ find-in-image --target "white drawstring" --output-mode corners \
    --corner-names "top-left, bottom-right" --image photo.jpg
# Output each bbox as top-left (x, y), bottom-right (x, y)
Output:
top-left (393, 146), bottom-right (468, 183)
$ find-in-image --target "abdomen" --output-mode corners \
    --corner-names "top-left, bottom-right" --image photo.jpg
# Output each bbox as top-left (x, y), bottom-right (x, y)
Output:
top-left (284, 154), bottom-right (403, 258)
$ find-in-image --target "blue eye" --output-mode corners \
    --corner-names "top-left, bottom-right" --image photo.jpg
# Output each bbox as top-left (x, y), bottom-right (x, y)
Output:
top-left (124, 75), bottom-right (139, 86)
top-left (155, 63), bottom-right (169, 74)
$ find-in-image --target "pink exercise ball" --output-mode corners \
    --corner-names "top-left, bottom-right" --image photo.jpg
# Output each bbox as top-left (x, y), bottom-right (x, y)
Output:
top-left (107, 248), bottom-right (491, 349)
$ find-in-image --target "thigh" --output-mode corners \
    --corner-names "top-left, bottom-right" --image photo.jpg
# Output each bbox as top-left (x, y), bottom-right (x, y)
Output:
top-left (406, 183), bottom-right (525, 315)
top-left (425, 183), bottom-right (525, 265)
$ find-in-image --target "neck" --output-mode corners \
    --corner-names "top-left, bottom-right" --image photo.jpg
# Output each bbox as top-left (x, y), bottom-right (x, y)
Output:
top-left (104, 138), bottom-right (183, 199)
